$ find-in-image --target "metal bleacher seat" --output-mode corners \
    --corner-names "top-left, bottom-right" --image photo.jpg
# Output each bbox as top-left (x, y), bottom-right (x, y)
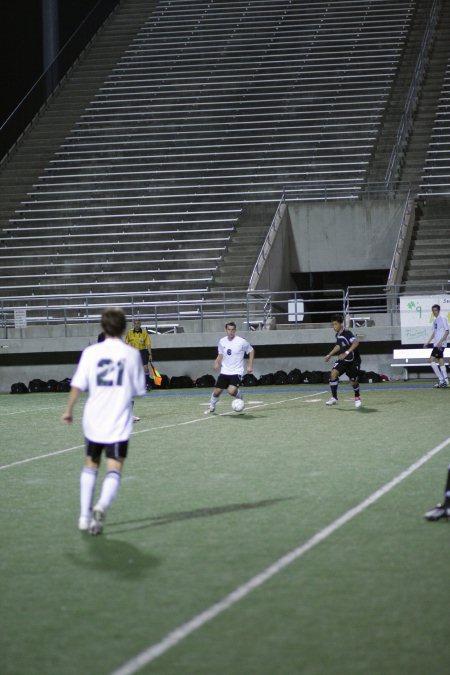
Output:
top-left (419, 60), bottom-right (450, 196)
top-left (1, 0), bottom-right (417, 301)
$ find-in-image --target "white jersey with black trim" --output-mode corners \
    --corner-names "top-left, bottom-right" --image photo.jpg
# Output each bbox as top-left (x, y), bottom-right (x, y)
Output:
top-left (71, 337), bottom-right (146, 444)
top-left (218, 335), bottom-right (253, 376)
top-left (432, 315), bottom-right (449, 347)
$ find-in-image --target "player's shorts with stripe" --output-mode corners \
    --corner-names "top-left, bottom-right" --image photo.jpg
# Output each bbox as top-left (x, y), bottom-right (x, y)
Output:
top-left (332, 359), bottom-right (361, 381)
top-left (215, 373), bottom-right (242, 389)
top-left (86, 439), bottom-right (129, 462)
top-left (431, 346), bottom-right (445, 360)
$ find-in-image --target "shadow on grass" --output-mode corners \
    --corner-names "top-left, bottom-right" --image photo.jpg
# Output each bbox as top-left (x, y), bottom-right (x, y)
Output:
top-left (67, 537), bottom-right (160, 578)
top-left (110, 496), bottom-right (296, 534)
top-left (335, 406), bottom-right (379, 414)
top-left (227, 413), bottom-right (264, 420)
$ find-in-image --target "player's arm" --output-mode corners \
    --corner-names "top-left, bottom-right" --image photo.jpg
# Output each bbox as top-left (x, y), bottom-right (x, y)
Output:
top-left (61, 386), bottom-right (82, 424)
top-left (340, 338), bottom-right (359, 359)
top-left (423, 330), bottom-right (435, 348)
top-left (338, 337), bottom-right (360, 360)
top-left (325, 345), bottom-right (340, 362)
top-left (213, 353), bottom-right (223, 371)
top-left (247, 348), bottom-right (255, 373)
top-left (437, 328), bottom-right (449, 347)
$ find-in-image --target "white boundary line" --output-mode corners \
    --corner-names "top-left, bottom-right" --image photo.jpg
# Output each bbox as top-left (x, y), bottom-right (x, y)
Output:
top-left (0, 391), bottom-right (325, 471)
top-left (110, 434), bottom-right (450, 675)
top-left (0, 445), bottom-right (85, 470)
top-left (0, 405), bottom-right (63, 416)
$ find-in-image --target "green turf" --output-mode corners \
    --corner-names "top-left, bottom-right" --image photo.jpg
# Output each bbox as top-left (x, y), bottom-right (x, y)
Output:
top-left (1, 384), bottom-right (450, 675)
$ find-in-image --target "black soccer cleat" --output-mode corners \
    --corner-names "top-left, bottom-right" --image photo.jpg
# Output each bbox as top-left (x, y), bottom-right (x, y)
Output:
top-left (424, 504), bottom-right (450, 521)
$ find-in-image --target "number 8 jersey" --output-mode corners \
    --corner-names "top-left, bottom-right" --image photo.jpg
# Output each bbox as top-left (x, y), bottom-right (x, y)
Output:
top-left (71, 337), bottom-right (146, 443)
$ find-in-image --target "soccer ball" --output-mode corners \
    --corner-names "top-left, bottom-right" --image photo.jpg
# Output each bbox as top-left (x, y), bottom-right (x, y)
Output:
top-left (231, 398), bottom-right (245, 413)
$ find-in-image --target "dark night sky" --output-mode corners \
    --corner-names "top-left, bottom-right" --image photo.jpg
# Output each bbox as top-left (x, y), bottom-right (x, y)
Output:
top-left (1, 3), bottom-right (43, 126)
top-left (0, 1), bottom-right (117, 149)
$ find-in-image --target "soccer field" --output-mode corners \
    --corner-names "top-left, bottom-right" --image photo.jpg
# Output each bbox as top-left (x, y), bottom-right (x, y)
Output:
top-left (1, 383), bottom-right (450, 675)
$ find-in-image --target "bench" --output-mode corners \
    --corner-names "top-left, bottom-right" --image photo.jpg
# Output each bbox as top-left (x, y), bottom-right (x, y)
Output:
top-left (143, 324), bottom-right (182, 334)
top-left (349, 316), bottom-right (371, 328)
top-left (243, 319), bottom-right (265, 331)
top-left (391, 348), bottom-right (450, 380)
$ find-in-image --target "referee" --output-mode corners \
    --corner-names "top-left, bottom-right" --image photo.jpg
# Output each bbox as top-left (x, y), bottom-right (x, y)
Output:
top-left (125, 318), bottom-right (153, 390)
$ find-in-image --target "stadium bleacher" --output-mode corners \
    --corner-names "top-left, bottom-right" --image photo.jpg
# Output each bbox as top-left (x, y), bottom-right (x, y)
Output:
top-left (419, 57), bottom-right (450, 196)
top-left (405, 53), bottom-right (450, 286)
top-left (1, 0), bottom-right (417, 301)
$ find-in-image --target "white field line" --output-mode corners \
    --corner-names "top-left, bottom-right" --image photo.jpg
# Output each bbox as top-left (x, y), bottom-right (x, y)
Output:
top-left (110, 434), bottom-right (450, 675)
top-left (0, 405), bottom-right (63, 416)
top-left (0, 444), bottom-right (86, 470)
top-left (0, 391), bottom-right (326, 471)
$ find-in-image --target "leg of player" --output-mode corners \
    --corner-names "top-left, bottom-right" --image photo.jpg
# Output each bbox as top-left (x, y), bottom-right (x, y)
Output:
top-left (131, 400), bottom-right (140, 423)
top-left (79, 455), bottom-right (100, 531)
top-left (144, 363), bottom-right (152, 391)
top-left (89, 457), bottom-right (124, 535)
top-left (424, 463), bottom-right (450, 521)
top-left (438, 357), bottom-right (448, 387)
top-left (228, 384), bottom-right (242, 399)
top-left (352, 377), bottom-right (362, 408)
top-left (430, 356), bottom-right (443, 387)
top-left (326, 367), bottom-right (339, 405)
top-left (205, 387), bottom-right (222, 414)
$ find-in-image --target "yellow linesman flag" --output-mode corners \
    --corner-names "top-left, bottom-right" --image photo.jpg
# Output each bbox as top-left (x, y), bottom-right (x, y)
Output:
top-left (150, 362), bottom-right (162, 386)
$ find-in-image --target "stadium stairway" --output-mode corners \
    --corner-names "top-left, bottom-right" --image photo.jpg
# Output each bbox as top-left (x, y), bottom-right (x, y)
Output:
top-left (403, 199), bottom-right (450, 287)
top-left (211, 204), bottom-right (277, 289)
top-left (402, 3), bottom-right (450, 289)
top-left (0, 0), bottom-right (417, 307)
top-left (366, 0), bottom-right (433, 184)
top-left (398, 0), bottom-right (450, 187)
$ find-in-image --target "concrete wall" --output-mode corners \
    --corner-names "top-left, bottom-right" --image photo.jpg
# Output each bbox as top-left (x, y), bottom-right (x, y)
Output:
top-left (0, 321), bottom-right (405, 393)
top-left (288, 197), bottom-right (405, 272)
top-left (0, 354), bottom-right (400, 394)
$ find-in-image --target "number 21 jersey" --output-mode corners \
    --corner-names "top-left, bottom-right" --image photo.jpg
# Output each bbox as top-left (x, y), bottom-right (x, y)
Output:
top-left (71, 337), bottom-right (146, 443)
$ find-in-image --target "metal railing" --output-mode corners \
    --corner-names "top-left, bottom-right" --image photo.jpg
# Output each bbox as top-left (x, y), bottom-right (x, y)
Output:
top-left (248, 193), bottom-right (287, 291)
top-left (386, 186), bottom-right (415, 288)
top-left (0, 288), bottom-right (346, 337)
top-left (284, 181), bottom-right (413, 201)
top-left (345, 281), bottom-right (450, 325)
top-left (2, 283), bottom-right (449, 338)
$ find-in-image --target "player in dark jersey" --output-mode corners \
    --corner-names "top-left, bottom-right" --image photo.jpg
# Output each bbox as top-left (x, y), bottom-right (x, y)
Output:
top-left (324, 314), bottom-right (362, 408)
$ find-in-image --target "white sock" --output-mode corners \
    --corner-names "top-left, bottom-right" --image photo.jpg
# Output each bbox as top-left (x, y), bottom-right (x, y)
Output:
top-left (440, 365), bottom-right (448, 382)
top-left (210, 394), bottom-right (219, 407)
top-left (235, 391), bottom-right (243, 400)
top-left (80, 467), bottom-right (98, 519)
top-left (431, 362), bottom-right (442, 380)
top-left (97, 470), bottom-right (121, 512)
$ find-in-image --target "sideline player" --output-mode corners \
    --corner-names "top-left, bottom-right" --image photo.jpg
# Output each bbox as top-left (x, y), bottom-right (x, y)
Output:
top-left (62, 307), bottom-right (146, 535)
top-left (204, 321), bottom-right (255, 414)
top-left (125, 318), bottom-right (153, 391)
top-left (423, 304), bottom-right (449, 388)
top-left (324, 314), bottom-right (362, 408)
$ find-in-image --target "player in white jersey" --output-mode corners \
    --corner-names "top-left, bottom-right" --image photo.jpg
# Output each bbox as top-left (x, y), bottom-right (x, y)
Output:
top-left (423, 304), bottom-right (449, 388)
top-left (62, 307), bottom-right (146, 534)
top-left (204, 321), bottom-right (255, 414)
